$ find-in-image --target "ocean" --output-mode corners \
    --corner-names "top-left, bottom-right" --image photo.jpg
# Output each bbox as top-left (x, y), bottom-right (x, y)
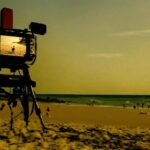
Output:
top-left (37, 94), bottom-right (150, 107)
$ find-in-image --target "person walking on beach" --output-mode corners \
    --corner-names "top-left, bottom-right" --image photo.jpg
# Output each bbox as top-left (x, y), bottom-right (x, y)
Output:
top-left (46, 106), bottom-right (50, 118)
top-left (141, 103), bottom-right (144, 109)
top-left (133, 105), bottom-right (136, 109)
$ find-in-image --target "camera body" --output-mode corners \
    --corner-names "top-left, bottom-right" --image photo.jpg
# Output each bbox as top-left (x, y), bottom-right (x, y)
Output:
top-left (0, 28), bottom-right (36, 69)
top-left (0, 8), bottom-right (46, 70)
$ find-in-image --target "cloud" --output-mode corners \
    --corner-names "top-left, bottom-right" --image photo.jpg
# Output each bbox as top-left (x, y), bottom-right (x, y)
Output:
top-left (88, 53), bottom-right (123, 59)
top-left (110, 29), bottom-right (150, 37)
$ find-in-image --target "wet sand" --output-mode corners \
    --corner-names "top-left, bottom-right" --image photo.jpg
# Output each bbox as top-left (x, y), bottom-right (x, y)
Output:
top-left (0, 101), bottom-right (150, 149)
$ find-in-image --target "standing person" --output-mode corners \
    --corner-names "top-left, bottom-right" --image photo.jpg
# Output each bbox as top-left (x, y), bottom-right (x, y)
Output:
top-left (46, 106), bottom-right (50, 118)
top-left (11, 46), bottom-right (15, 53)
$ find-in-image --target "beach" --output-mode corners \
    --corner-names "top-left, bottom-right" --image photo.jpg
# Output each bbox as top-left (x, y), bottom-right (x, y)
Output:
top-left (41, 103), bottom-right (150, 128)
top-left (0, 101), bottom-right (150, 149)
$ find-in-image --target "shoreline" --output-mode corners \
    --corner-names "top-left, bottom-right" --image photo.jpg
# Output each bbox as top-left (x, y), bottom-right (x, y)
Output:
top-left (1, 98), bottom-right (150, 109)
top-left (39, 101), bottom-right (150, 110)
top-left (0, 101), bottom-right (150, 128)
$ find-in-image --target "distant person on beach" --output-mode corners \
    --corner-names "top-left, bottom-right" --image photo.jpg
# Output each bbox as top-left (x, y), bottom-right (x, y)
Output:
top-left (141, 103), bottom-right (144, 109)
top-left (46, 106), bottom-right (50, 118)
top-left (136, 103), bottom-right (140, 109)
top-left (123, 104), bottom-right (126, 108)
top-left (133, 105), bottom-right (136, 109)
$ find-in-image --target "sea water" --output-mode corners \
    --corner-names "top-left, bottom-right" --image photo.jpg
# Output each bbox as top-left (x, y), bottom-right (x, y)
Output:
top-left (37, 94), bottom-right (150, 107)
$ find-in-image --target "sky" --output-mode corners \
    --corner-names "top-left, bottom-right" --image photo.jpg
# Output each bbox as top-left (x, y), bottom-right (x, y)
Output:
top-left (1, 0), bottom-right (150, 94)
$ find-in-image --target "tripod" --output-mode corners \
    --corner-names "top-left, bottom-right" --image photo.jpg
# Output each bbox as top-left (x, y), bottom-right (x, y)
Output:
top-left (0, 64), bottom-right (46, 130)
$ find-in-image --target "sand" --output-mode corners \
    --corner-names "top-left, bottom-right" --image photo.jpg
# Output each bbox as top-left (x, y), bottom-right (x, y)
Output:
top-left (0, 101), bottom-right (150, 149)
top-left (41, 103), bottom-right (150, 128)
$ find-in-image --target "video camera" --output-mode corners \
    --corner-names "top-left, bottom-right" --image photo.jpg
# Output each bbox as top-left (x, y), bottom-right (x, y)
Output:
top-left (0, 8), bottom-right (47, 130)
top-left (0, 8), bottom-right (46, 69)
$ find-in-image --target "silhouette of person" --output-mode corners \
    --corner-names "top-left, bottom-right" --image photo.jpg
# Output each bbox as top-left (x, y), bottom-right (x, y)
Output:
top-left (46, 106), bottom-right (50, 118)
top-left (133, 105), bottom-right (136, 109)
top-left (11, 46), bottom-right (15, 53)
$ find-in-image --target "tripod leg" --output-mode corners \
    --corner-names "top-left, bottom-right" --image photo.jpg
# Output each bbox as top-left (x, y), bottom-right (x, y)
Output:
top-left (29, 85), bottom-right (46, 130)
top-left (9, 105), bottom-right (13, 130)
top-left (21, 87), bottom-right (29, 127)
top-left (22, 65), bottom-right (46, 130)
